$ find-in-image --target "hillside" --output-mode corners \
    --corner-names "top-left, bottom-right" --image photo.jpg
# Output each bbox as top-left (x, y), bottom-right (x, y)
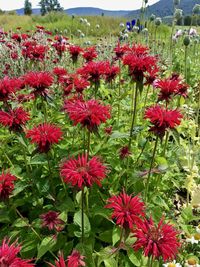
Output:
top-left (15, 7), bottom-right (131, 17)
top-left (127, 0), bottom-right (200, 18)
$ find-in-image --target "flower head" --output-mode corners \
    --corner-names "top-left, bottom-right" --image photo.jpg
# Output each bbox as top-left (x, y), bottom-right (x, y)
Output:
top-left (0, 172), bottom-right (17, 200)
top-left (68, 45), bottom-right (83, 63)
top-left (0, 76), bottom-right (19, 102)
top-left (40, 211), bottom-right (65, 231)
top-left (144, 105), bottom-right (183, 138)
top-left (104, 64), bottom-right (120, 83)
top-left (0, 107), bottom-right (30, 132)
top-left (48, 252), bottom-right (66, 267)
top-left (26, 123), bottom-right (63, 153)
top-left (133, 217), bottom-right (181, 262)
top-left (60, 154), bottom-right (107, 189)
top-left (105, 191), bottom-right (145, 229)
top-left (64, 99), bottom-right (111, 132)
top-left (0, 238), bottom-right (34, 266)
top-left (24, 71), bottom-right (54, 97)
top-left (119, 146), bottom-right (131, 159)
top-left (163, 260), bottom-right (182, 267)
top-left (82, 46), bottom-right (98, 62)
top-left (67, 250), bottom-right (85, 267)
top-left (78, 61), bottom-right (109, 85)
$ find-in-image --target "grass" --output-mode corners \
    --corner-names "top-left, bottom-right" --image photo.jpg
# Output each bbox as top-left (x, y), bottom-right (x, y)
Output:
top-left (0, 11), bottom-right (172, 40)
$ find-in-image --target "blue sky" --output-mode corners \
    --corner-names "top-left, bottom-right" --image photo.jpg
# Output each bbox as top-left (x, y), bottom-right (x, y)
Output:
top-left (0, 0), bottom-right (159, 11)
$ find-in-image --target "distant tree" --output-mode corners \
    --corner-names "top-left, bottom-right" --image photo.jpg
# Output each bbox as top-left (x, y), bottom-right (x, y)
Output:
top-left (39, 0), bottom-right (47, 16)
top-left (39, 0), bottom-right (63, 15)
top-left (184, 15), bottom-right (192, 26)
top-left (24, 0), bottom-right (32, 15)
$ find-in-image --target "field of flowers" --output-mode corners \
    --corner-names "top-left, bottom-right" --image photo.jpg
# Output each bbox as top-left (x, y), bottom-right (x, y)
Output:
top-left (0, 14), bottom-right (199, 267)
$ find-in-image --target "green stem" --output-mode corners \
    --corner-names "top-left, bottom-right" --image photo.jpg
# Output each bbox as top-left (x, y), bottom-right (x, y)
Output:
top-left (162, 131), bottom-right (169, 157)
top-left (184, 45), bottom-right (188, 82)
top-left (145, 135), bottom-right (159, 202)
top-left (47, 152), bottom-right (55, 198)
top-left (118, 61), bottom-right (121, 125)
top-left (128, 83), bottom-right (139, 148)
top-left (87, 131), bottom-right (91, 158)
top-left (15, 208), bottom-right (58, 261)
top-left (81, 187), bottom-right (85, 244)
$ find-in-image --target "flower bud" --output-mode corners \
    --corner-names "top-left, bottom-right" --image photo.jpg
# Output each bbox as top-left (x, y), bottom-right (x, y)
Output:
top-left (183, 36), bottom-right (190, 46)
top-left (155, 17), bottom-right (162, 26)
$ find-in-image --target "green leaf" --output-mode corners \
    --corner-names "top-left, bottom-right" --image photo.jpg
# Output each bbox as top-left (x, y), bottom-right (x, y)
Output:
top-left (12, 218), bottom-right (29, 228)
top-left (37, 236), bottom-right (56, 259)
top-left (74, 211), bottom-right (91, 237)
top-left (112, 227), bottom-right (121, 246)
top-left (110, 131), bottom-right (129, 139)
top-left (127, 249), bottom-right (141, 266)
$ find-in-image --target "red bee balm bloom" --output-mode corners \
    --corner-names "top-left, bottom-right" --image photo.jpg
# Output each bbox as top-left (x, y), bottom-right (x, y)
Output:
top-left (154, 78), bottom-right (181, 102)
top-left (82, 46), bottom-right (98, 62)
top-left (48, 253), bottom-right (67, 267)
top-left (24, 71), bottom-right (54, 97)
top-left (144, 105), bottom-right (183, 138)
top-left (133, 217), bottom-right (181, 262)
top-left (68, 45), bottom-right (83, 64)
top-left (26, 123), bottom-right (63, 153)
top-left (60, 154), bottom-right (107, 189)
top-left (67, 250), bottom-right (85, 267)
top-left (105, 191), bottom-right (145, 229)
top-left (64, 99), bottom-right (111, 132)
top-left (0, 238), bottom-right (34, 266)
top-left (0, 172), bottom-right (16, 200)
top-left (40, 211), bottom-right (64, 231)
top-left (0, 107), bottom-right (30, 132)
top-left (0, 76), bottom-right (19, 102)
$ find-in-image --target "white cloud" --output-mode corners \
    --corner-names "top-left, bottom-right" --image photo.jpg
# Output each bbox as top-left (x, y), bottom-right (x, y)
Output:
top-left (0, 0), bottom-right (159, 11)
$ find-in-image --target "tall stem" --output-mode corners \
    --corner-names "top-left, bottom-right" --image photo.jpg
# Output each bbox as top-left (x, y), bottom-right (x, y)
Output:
top-left (117, 60), bottom-right (121, 125)
top-left (184, 45), bottom-right (188, 82)
top-left (87, 131), bottom-right (91, 158)
top-left (128, 83), bottom-right (139, 148)
top-left (162, 131), bottom-right (169, 156)
top-left (81, 187), bottom-right (85, 244)
top-left (145, 135), bottom-right (159, 202)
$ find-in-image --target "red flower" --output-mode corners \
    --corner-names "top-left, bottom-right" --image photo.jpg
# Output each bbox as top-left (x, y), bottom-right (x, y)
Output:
top-left (73, 76), bottom-right (90, 93)
top-left (68, 45), bottom-right (83, 63)
top-left (104, 126), bottom-right (113, 135)
top-left (119, 146), bottom-right (131, 159)
top-left (67, 250), bottom-right (85, 267)
top-left (0, 238), bottom-right (34, 266)
top-left (24, 71), bottom-right (54, 97)
top-left (114, 42), bottom-right (129, 60)
top-left (0, 107), bottom-right (30, 132)
top-left (144, 67), bottom-right (159, 86)
top-left (132, 217), bottom-right (181, 262)
top-left (60, 154), bottom-right (107, 189)
top-left (144, 105), bottom-right (183, 138)
top-left (0, 172), bottom-right (16, 200)
top-left (53, 67), bottom-right (68, 79)
top-left (154, 78), bottom-right (181, 102)
top-left (104, 64), bottom-right (120, 83)
top-left (40, 211), bottom-right (64, 231)
top-left (105, 191), bottom-right (145, 229)
top-left (0, 76), bottom-right (18, 102)
top-left (82, 46), bottom-right (98, 62)
top-left (64, 99), bottom-right (111, 132)
top-left (78, 61), bottom-right (109, 85)
top-left (22, 44), bottom-right (48, 61)
top-left (123, 53), bottom-right (157, 83)
top-left (48, 252), bottom-right (66, 267)
top-left (26, 123), bottom-right (63, 153)
top-left (11, 33), bottom-right (21, 43)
